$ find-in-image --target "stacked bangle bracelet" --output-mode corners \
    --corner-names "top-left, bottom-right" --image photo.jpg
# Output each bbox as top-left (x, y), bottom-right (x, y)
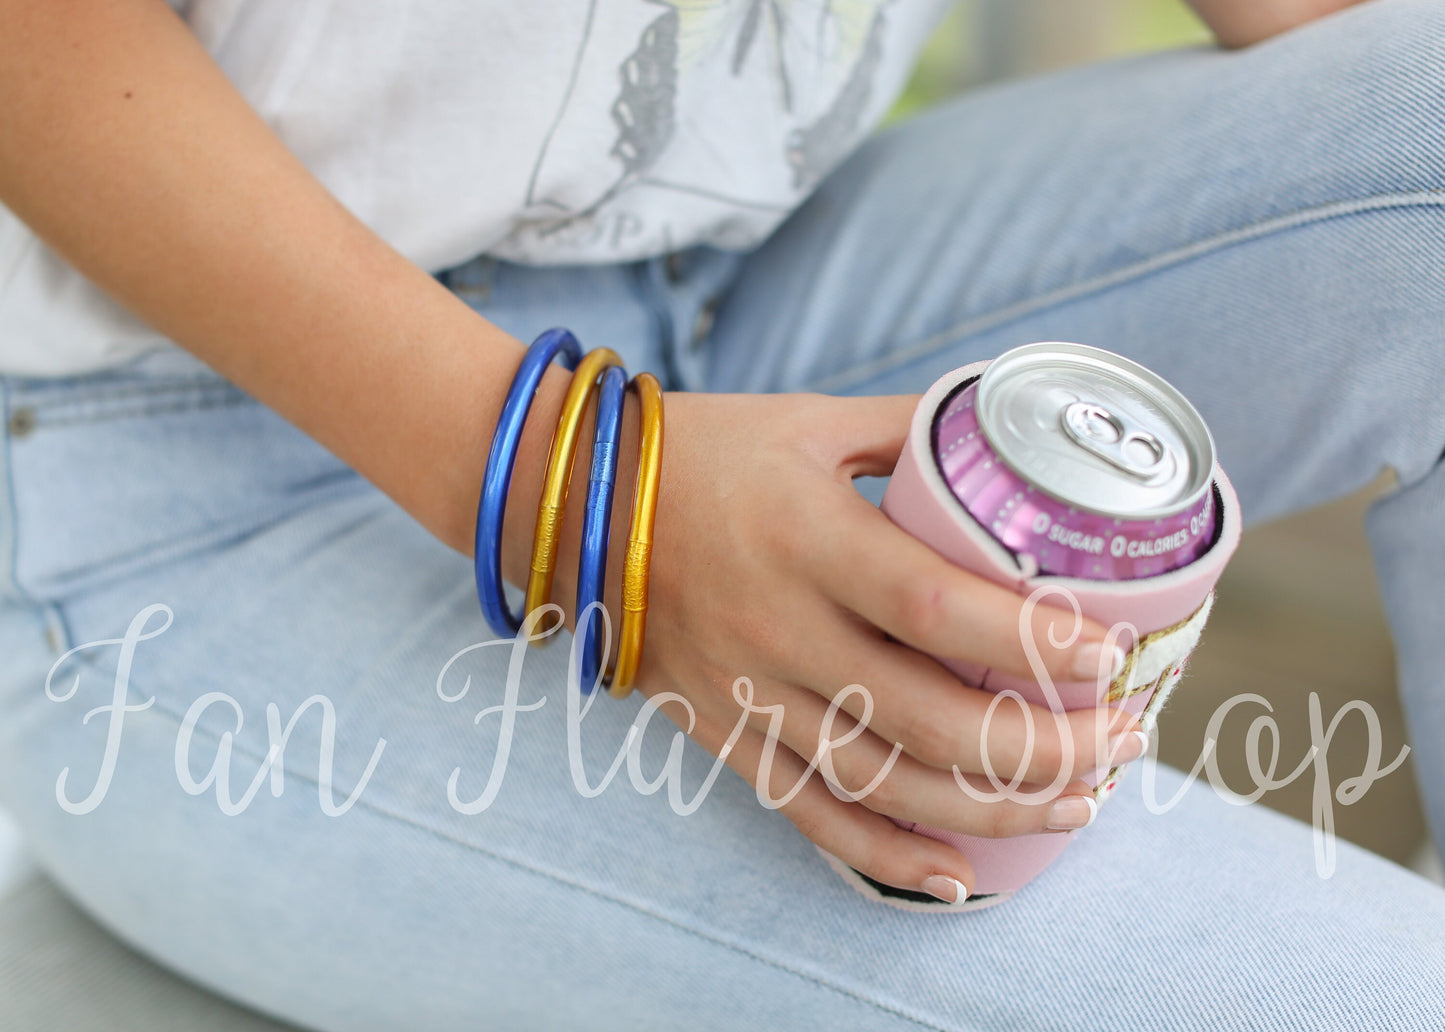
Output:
top-left (475, 328), bottom-right (662, 698)
top-left (576, 364), bottom-right (628, 691)
top-left (607, 371), bottom-right (663, 699)
top-left (474, 328), bottom-right (581, 636)
top-left (525, 346), bottom-right (625, 629)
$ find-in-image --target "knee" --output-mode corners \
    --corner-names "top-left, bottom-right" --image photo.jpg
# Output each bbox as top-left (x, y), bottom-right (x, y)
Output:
top-left (1288, 0), bottom-right (1445, 79)
top-left (1272, 0), bottom-right (1445, 186)
top-left (1338, 0), bottom-right (1445, 60)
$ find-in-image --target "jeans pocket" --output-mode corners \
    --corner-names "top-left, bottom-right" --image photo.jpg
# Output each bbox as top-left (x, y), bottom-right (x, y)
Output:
top-left (2, 350), bottom-right (360, 604)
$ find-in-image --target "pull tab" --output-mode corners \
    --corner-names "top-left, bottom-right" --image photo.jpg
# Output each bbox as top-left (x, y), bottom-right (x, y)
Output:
top-left (1061, 401), bottom-right (1171, 481)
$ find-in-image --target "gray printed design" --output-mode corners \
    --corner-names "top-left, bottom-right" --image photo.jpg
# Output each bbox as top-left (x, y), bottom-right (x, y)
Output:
top-left (786, 5), bottom-right (885, 187)
top-left (610, 7), bottom-right (680, 179)
top-left (517, 0), bottom-right (891, 251)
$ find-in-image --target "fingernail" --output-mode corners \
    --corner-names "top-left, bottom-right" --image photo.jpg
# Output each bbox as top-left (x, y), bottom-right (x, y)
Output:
top-left (920, 875), bottom-right (970, 905)
top-left (1110, 729), bottom-right (1150, 764)
top-left (1045, 794), bottom-right (1098, 831)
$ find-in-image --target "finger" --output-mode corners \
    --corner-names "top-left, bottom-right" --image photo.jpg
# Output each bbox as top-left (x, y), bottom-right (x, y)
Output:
top-left (738, 676), bottom-right (1113, 838)
top-left (784, 619), bottom-right (1143, 784)
top-left (691, 712), bottom-right (979, 902)
top-left (807, 491), bottom-right (1124, 686)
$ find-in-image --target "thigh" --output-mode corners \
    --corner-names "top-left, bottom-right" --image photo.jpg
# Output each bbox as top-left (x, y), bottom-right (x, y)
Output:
top-left (3, 318), bottom-right (1445, 1030)
top-left (705, 0), bottom-right (1445, 523)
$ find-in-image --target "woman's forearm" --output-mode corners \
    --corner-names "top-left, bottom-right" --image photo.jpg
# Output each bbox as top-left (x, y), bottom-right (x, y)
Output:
top-left (0, 0), bottom-right (585, 571)
top-left (1186, 0), bottom-right (1366, 48)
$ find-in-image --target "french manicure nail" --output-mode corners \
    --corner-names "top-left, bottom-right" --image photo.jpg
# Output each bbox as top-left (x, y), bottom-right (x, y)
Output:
top-left (1111, 729), bottom-right (1150, 764)
top-left (920, 875), bottom-right (970, 905)
top-left (1045, 794), bottom-right (1098, 831)
top-left (1072, 642), bottom-right (1127, 682)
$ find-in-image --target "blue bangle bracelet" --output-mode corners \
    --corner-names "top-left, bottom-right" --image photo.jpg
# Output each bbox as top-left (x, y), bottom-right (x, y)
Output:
top-left (575, 363), bottom-right (628, 691)
top-left (475, 327), bottom-right (583, 637)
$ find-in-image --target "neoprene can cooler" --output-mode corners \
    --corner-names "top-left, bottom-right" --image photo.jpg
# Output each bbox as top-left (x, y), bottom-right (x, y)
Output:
top-left (829, 342), bottom-right (1242, 911)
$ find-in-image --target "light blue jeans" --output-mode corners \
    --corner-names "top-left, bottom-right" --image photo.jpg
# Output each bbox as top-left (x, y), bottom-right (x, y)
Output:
top-left (3, 2), bottom-right (1445, 1028)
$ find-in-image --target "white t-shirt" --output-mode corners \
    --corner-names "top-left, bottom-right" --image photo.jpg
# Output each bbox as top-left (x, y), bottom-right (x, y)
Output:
top-left (0, 0), bottom-right (950, 375)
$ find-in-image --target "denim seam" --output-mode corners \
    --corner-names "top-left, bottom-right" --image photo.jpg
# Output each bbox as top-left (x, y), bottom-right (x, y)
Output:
top-left (63, 660), bottom-right (969, 1032)
top-left (27, 392), bottom-right (252, 430)
top-left (13, 379), bottom-right (242, 414)
top-left (804, 189), bottom-right (1445, 395)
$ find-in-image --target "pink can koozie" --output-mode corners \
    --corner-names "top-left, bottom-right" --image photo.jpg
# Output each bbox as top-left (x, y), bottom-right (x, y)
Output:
top-left (826, 343), bottom-right (1241, 911)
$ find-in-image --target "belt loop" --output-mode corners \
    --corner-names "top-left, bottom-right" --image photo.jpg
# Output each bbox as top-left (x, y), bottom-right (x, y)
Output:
top-left (0, 378), bottom-right (20, 603)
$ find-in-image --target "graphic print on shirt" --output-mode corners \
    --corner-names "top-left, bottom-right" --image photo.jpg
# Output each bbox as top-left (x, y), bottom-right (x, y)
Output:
top-left (513, 0), bottom-right (891, 256)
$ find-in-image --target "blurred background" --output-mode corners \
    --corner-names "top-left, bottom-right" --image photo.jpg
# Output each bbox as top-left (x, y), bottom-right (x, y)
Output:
top-left (896, 0), bottom-right (1210, 110)
top-left (892, 0), bottom-right (1436, 879)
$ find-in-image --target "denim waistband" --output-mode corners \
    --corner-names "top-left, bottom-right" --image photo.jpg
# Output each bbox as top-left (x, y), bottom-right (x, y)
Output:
top-left (2, 347), bottom-right (248, 439)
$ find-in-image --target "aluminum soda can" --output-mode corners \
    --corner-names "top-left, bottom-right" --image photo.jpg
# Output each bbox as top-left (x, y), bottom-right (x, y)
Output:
top-left (934, 342), bottom-right (1218, 581)
top-left (826, 343), bottom-right (1242, 911)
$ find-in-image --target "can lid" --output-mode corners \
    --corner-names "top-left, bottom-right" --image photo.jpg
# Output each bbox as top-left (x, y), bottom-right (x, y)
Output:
top-left (976, 342), bottom-right (1216, 519)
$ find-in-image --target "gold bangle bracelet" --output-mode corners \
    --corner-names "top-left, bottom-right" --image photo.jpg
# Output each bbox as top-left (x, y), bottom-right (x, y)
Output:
top-left (524, 347), bottom-right (623, 635)
top-left (608, 372), bottom-right (663, 698)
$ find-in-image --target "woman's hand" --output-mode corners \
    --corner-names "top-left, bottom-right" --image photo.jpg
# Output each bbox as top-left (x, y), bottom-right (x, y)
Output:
top-left (570, 390), bottom-right (1142, 901)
